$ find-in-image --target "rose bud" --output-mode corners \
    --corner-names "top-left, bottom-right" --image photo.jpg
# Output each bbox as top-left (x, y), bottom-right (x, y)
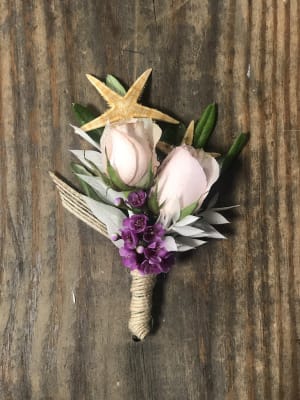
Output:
top-left (100, 118), bottom-right (162, 190)
top-left (153, 145), bottom-right (220, 226)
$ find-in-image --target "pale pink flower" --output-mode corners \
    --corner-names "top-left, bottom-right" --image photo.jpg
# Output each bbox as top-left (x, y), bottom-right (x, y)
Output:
top-left (101, 118), bottom-right (162, 188)
top-left (155, 145), bottom-right (220, 226)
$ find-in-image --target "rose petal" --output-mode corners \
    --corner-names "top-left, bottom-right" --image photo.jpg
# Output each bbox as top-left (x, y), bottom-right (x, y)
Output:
top-left (100, 119), bottom-right (162, 187)
top-left (157, 147), bottom-right (207, 209)
top-left (125, 134), bottom-right (150, 185)
top-left (197, 149), bottom-right (220, 189)
top-left (110, 131), bottom-right (138, 183)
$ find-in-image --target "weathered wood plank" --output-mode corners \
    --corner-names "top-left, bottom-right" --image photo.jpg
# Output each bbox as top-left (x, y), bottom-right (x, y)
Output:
top-left (0, 0), bottom-right (299, 399)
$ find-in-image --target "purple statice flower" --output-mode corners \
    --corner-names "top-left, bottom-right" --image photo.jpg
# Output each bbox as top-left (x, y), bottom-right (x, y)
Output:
top-left (138, 259), bottom-right (162, 275)
top-left (123, 214), bottom-right (148, 233)
top-left (118, 216), bottom-right (175, 275)
top-left (136, 239), bottom-right (175, 275)
top-left (143, 223), bottom-right (165, 243)
top-left (144, 240), bottom-right (167, 264)
top-left (127, 190), bottom-right (147, 208)
top-left (119, 247), bottom-right (138, 270)
top-left (121, 229), bottom-right (138, 249)
top-left (160, 252), bottom-right (175, 273)
top-left (137, 251), bottom-right (175, 275)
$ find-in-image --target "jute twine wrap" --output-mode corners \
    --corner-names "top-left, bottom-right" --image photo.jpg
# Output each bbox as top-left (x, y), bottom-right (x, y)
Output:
top-left (129, 270), bottom-right (156, 340)
top-left (50, 172), bottom-right (156, 340)
top-left (49, 172), bottom-right (109, 238)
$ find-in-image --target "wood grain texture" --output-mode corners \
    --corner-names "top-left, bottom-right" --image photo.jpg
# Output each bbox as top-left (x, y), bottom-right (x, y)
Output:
top-left (0, 0), bottom-right (299, 399)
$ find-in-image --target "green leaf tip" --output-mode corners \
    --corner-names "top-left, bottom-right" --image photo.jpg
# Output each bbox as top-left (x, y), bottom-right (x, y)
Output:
top-left (106, 75), bottom-right (127, 96)
top-left (193, 103), bottom-right (218, 149)
top-left (72, 103), bottom-right (104, 142)
top-left (179, 202), bottom-right (198, 220)
top-left (70, 162), bottom-right (101, 201)
top-left (221, 132), bottom-right (249, 172)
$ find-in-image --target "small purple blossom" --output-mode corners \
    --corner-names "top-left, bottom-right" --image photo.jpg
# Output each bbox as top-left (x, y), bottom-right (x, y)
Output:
top-left (127, 190), bottom-right (147, 208)
top-left (121, 229), bottom-right (138, 249)
top-left (137, 252), bottom-right (174, 275)
top-left (123, 214), bottom-right (148, 233)
top-left (144, 240), bottom-right (167, 263)
top-left (119, 247), bottom-right (138, 270)
top-left (138, 259), bottom-right (162, 275)
top-left (143, 223), bottom-right (165, 242)
top-left (118, 217), bottom-right (175, 275)
top-left (160, 252), bottom-right (175, 273)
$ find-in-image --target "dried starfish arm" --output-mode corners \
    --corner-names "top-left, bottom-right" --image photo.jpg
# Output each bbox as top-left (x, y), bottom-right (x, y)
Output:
top-left (133, 104), bottom-right (178, 124)
top-left (81, 109), bottom-right (115, 131)
top-left (81, 69), bottom-right (179, 131)
top-left (124, 68), bottom-right (152, 102)
top-left (86, 74), bottom-right (122, 106)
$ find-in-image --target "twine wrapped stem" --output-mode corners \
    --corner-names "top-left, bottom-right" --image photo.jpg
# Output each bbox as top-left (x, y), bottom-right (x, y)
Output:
top-left (129, 270), bottom-right (156, 340)
top-left (50, 173), bottom-right (157, 341)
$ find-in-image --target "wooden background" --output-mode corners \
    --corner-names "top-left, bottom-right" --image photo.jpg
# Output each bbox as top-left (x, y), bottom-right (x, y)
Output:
top-left (1, 0), bottom-right (299, 399)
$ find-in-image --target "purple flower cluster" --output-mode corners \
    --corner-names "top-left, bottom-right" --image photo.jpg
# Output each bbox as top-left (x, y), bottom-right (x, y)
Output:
top-left (127, 190), bottom-right (147, 208)
top-left (118, 214), bottom-right (174, 275)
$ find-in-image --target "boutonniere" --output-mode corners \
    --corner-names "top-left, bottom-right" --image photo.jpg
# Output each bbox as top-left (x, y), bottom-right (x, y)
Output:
top-left (50, 69), bottom-right (248, 341)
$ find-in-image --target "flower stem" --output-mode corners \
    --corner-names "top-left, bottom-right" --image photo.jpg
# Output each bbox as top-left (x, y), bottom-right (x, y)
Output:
top-left (128, 270), bottom-right (156, 340)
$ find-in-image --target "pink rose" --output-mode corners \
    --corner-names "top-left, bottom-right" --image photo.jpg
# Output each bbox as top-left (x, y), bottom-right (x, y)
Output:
top-left (155, 146), bottom-right (220, 226)
top-left (100, 118), bottom-right (162, 189)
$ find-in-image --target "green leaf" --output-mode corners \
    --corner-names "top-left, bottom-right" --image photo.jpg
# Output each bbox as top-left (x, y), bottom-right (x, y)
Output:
top-left (194, 105), bottom-right (212, 142)
top-left (147, 189), bottom-right (160, 215)
top-left (179, 202), bottom-right (198, 220)
top-left (99, 170), bottom-right (113, 187)
top-left (71, 162), bottom-right (91, 176)
top-left (82, 155), bottom-right (102, 177)
top-left (70, 162), bottom-right (101, 201)
top-left (72, 103), bottom-right (104, 142)
top-left (221, 132), bottom-right (249, 173)
top-left (160, 122), bottom-right (186, 146)
top-left (193, 103), bottom-right (218, 148)
top-left (105, 151), bottom-right (132, 191)
top-left (106, 74), bottom-right (127, 96)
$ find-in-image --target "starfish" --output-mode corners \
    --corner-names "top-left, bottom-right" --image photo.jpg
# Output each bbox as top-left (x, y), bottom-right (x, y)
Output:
top-left (81, 69), bottom-right (179, 131)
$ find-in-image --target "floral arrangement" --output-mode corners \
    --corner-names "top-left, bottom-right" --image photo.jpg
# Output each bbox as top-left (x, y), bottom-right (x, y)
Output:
top-left (50, 69), bottom-right (248, 340)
